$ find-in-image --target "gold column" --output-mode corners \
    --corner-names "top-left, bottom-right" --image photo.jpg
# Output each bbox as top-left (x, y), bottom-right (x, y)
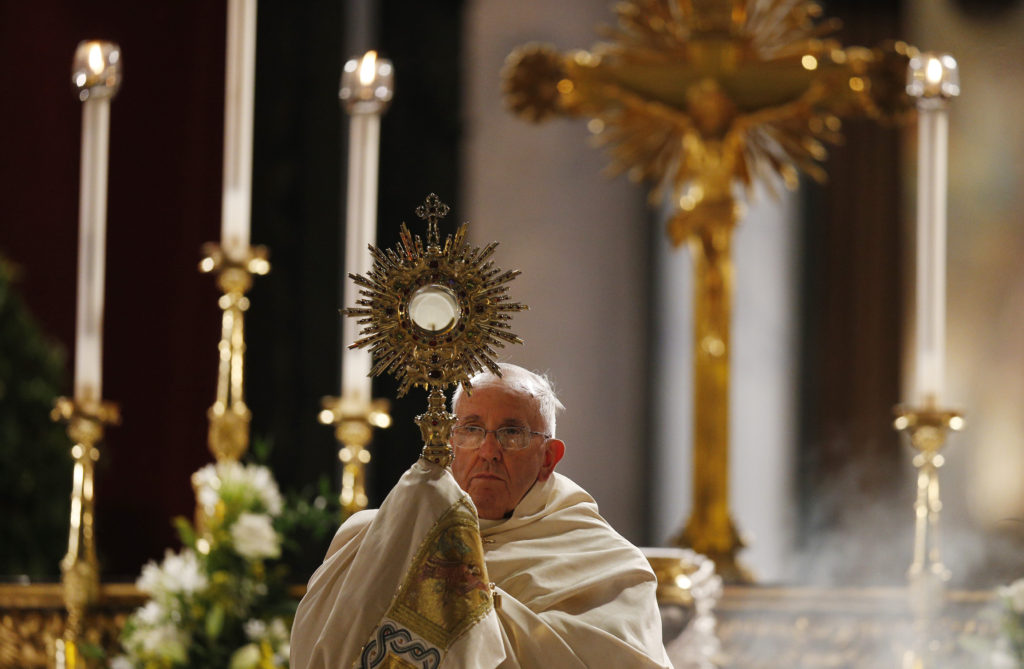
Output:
top-left (51, 398), bottom-right (119, 668)
top-left (503, 1), bottom-right (916, 580)
top-left (199, 243), bottom-right (269, 462)
top-left (671, 190), bottom-right (749, 580)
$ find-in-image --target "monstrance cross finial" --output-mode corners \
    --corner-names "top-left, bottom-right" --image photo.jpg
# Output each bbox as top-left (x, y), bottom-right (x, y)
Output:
top-left (415, 193), bottom-right (451, 244)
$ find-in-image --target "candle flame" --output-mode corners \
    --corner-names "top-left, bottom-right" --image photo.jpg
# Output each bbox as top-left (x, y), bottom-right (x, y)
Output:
top-left (88, 42), bottom-right (105, 75)
top-left (925, 56), bottom-right (944, 86)
top-left (359, 51), bottom-right (377, 86)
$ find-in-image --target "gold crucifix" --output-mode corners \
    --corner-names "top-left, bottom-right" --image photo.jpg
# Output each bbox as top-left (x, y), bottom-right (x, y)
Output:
top-left (503, 0), bottom-right (915, 581)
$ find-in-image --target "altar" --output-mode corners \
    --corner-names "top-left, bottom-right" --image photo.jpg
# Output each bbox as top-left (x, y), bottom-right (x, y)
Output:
top-left (712, 587), bottom-right (996, 668)
top-left (0, 583), bottom-right (1001, 668)
top-left (3, 0), bottom-right (1024, 667)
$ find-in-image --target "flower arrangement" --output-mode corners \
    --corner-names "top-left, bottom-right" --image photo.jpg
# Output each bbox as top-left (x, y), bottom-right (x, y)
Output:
top-left (991, 578), bottom-right (1024, 668)
top-left (960, 577), bottom-right (1024, 668)
top-left (112, 461), bottom-right (302, 669)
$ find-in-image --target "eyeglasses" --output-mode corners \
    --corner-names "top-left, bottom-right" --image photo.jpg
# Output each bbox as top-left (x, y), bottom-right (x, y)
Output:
top-left (451, 425), bottom-right (550, 451)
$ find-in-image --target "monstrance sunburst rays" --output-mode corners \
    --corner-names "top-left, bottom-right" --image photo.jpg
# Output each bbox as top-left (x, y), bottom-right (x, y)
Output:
top-left (345, 194), bottom-right (526, 399)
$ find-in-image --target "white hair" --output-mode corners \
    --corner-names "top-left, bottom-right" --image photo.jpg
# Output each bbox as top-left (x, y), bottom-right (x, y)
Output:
top-left (450, 363), bottom-right (565, 437)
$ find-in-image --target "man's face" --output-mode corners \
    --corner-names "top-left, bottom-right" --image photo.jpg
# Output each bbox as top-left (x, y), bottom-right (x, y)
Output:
top-left (451, 384), bottom-right (564, 520)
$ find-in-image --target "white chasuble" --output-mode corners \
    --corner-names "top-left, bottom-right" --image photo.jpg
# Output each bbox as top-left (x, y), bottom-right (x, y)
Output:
top-left (291, 459), bottom-right (672, 669)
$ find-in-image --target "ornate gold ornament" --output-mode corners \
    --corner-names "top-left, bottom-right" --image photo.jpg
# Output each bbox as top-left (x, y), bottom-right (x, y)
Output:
top-left (893, 404), bottom-right (964, 664)
top-left (345, 194), bottom-right (526, 466)
top-left (503, 0), bottom-right (917, 581)
top-left (198, 242), bottom-right (270, 463)
top-left (318, 394), bottom-right (392, 515)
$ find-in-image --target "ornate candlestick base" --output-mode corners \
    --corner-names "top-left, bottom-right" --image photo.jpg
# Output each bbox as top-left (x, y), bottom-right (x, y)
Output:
top-left (51, 396), bottom-right (120, 668)
top-left (199, 242), bottom-right (269, 462)
top-left (894, 403), bottom-right (963, 666)
top-left (319, 394), bottom-right (391, 515)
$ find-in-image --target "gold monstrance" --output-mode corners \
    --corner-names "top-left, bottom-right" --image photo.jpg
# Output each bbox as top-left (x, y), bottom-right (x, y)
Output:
top-left (503, 0), bottom-right (915, 580)
top-left (345, 194), bottom-right (526, 464)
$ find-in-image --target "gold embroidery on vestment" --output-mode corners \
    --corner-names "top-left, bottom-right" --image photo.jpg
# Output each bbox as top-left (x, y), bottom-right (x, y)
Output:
top-left (387, 498), bottom-right (493, 649)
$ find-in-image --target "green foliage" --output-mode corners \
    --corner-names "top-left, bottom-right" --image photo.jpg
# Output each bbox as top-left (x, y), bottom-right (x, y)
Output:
top-left (248, 437), bottom-right (343, 579)
top-left (0, 256), bottom-right (71, 579)
top-left (277, 475), bottom-right (343, 579)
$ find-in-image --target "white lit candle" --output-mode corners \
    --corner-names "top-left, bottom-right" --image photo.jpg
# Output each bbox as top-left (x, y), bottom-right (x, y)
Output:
top-left (71, 41), bottom-right (122, 403)
top-left (907, 53), bottom-right (959, 406)
top-left (221, 0), bottom-right (257, 260)
top-left (339, 51), bottom-right (394, 401)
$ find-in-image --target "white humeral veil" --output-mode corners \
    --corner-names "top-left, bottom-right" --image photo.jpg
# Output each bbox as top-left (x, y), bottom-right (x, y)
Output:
top-left (291, 459), bottom-right (673, 669)
top-left (291, 458), bottom-right (505, 669)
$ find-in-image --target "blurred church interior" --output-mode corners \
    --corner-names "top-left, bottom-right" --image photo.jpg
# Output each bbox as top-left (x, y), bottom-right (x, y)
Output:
top-left (2, 0), bottom-right (1024, 665)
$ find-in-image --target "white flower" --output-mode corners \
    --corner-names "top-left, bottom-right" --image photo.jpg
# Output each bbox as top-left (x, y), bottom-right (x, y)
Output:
top-left (244, 618), bottom-right (267, 641)
top-left (135, 600), bottom-right (166, 627)
top-left (246, 615), bottom-right (290, 643)
top-left (267, 616), bottom-right (289, 643)
top-left (998, 578), bottom-right (1024, 614)
top-left (241, 616), bottom-right (292, 667)
top-left (244, 465), bottom-right (284, 515)
top-left (109, 656), bottom-right (135, 669)
top-left (192, 464), bottom-right (222, 510)
top-left (229, 643), bottom-right (262, 669)
top-left (231, 512), bottom-right (281, 560)
top-left (126, 620), bottom-right (189, 663)
top-left (137, 549), bottom-right (208, 599)
top-left (203, 461), bottom-right (284, 516)
top-left (991, 647), bottom-right (1019, 669)
top-left (274, 643), bottom-right (290, 667)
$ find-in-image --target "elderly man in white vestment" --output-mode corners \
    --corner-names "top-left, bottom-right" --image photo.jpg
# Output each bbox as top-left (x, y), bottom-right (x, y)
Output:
top-left (291, 364), bottom-right (673, 668)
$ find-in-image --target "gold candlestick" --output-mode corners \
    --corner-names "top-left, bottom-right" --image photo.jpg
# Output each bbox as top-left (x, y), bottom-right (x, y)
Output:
top-left (199, 242), bottom-right (269, 462)
top-left (503, 1), bottom-right (917, 581)
top-left (56, 39), bottom-right (123, 668)
top-left (318, 394), bottom-right (391, 515)
top-left (894, 405), bottom-right (963, 665)
top-left (322, 50), bottom-right (396, 516)
top-left (51, 397), bottom-right (120, 667)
